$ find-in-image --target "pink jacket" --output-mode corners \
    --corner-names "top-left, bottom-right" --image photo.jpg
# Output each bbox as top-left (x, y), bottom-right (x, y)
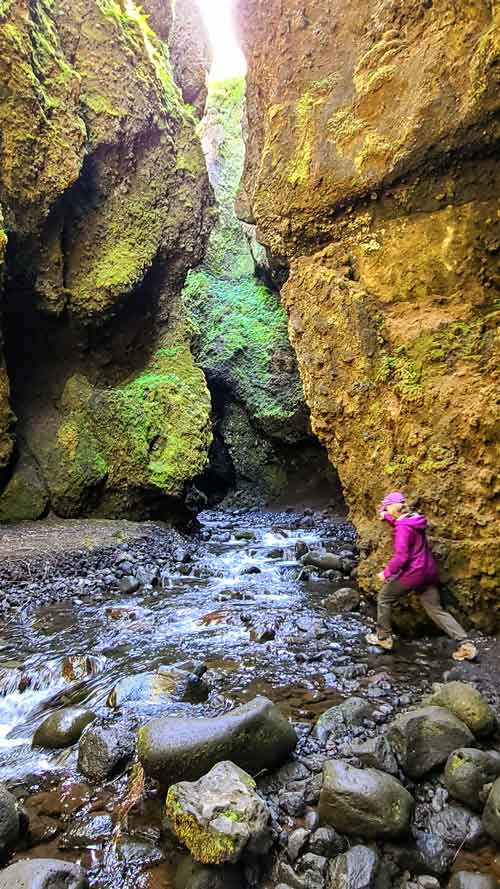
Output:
top-left (382, 512), bottom-right (439, 589)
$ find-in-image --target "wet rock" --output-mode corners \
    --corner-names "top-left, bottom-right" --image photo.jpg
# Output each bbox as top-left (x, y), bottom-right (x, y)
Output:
top-left (279, 789), bottom-right (307, 817)
top-left (0, 859), bottom-right (88, 889)
top-left (349, 736), bottom-right (399, 777)
top-left (319, 760), bottom-right (413, 839)
top-left (328, 844), bottom-right (379, 889)
top-left (234, 531), bottom-right (255, 541)
top-left (119, 576), bottom-right (140, 595)
top-left (268, 548), bottom-right (285, 559)
top-left (482, 777), bottom-right (500, 842)
top-left (288, 827), bottom-right (310, 862)
top-left (138, 695), bottom-right (297, 787)
top-left (166, 761), bottom-right (271, 864)
top-left (241, 565), bottom-right (261, 575)
top-left (59, 813), bottom-right (113, 849)
top-left (174, 857), bottom-right (244, 889)
top-left (302, 552), bottom-right (343, 572)
top-left (448, 873), bottom-right (498, 889)
top-left (313, 697), bottom-right (372, 743)
top-left (78, 723), bottom-right (136, 781)
top-left (321, 588), bottom-right (360, 614)
top-left (174, 547), bottom-right (192, 563)
top-left (427, 682), bottom-right (496, 737)
top-left (0, 783), bottom-right (19, 859)
top-left (428, 803), bottom-right (484, 849)
top-left (309, 826), bottom-right (346, 858)
top-left (298, 853), bottom-right (327, 875)
top-left (387, 706), bottom-right (473, 778)
top-left (386, 831), bottom-right (453, 877)
top-left (444, 748), bottom-right (500, 811)
top-left (32, 707), bottom-right (96, 749)
top-left (107, 667), bottom-right (208, 708)
top-left (295, 541), bottom-right (309, 559)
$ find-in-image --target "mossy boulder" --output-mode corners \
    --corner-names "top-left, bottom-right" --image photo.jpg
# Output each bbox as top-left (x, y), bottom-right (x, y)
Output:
top-left (165, 761), bottom-right (271, 864)
top-left (387, 706), bottom-right (474, 778)
top-left (444, 748), bottom-right (500, 811)
top-left (32, 707), bottom-right (96, 749)
top-left (319, 760), bottom-right (414, 839)
top-left (427, 682), bottom-right (497, 737)
top-left (0, 452), bottom-right (49, 522)
top-left (138, 695), bottom-right (297, 788)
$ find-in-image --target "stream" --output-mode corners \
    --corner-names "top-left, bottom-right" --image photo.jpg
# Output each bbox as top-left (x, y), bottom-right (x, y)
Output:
top-left (0, 508), bottom-right (472, 886)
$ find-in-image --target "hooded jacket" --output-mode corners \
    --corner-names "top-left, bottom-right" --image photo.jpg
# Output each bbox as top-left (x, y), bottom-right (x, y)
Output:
top-left (382, 512), bottom-right (439, 589)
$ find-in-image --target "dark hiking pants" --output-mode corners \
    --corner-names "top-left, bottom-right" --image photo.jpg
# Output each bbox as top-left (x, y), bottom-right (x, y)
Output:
top-left (377, 578), bottom-right (467, 641)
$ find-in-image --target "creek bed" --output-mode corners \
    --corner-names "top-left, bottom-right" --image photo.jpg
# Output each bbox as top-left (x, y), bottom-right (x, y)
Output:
top-left (0, 508), bottom-right (496, 888)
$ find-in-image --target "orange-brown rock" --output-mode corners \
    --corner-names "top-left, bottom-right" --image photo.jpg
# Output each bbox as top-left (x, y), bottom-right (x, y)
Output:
top-left (236, 0), bottom-right (500, 628)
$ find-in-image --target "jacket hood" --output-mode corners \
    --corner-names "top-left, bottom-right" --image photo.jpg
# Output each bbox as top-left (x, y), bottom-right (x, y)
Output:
top-left (397, 512), bottom-right (427, 530)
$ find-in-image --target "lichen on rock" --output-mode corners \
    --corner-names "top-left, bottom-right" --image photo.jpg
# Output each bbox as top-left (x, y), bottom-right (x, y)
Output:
top-left (236, 0), bottom-right (500, 621)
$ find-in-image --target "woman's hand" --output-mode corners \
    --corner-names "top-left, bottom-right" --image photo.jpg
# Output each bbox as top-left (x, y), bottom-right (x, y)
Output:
top-left (377, 571), bottom-right (385, 583)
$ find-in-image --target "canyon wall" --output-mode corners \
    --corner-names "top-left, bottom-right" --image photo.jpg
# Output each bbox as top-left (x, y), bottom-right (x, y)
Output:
top-left (236, 0), bottom-right (500, 626)
top-left (0, 0), bottom-right (214, 521)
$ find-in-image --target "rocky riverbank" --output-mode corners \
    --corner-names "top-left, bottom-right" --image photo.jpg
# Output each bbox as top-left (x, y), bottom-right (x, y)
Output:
top-left (0, 509), bottom-right (499, 888)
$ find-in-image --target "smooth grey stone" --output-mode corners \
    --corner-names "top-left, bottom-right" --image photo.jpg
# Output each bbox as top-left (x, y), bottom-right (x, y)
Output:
top-left (138, 695), bottom-right (297, 787)
top-left (0, 859), bottom-right (88, 889)
top-left (387, 706), bottom-right (473, 778)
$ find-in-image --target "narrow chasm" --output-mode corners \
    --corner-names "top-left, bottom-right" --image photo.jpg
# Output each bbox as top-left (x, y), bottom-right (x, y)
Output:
top-left (185, 76), bottom-right (344, 510)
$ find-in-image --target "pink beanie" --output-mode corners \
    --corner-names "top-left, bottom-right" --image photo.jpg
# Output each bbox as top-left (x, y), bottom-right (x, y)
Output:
top-left (382, 491), bottom-right (406, 508)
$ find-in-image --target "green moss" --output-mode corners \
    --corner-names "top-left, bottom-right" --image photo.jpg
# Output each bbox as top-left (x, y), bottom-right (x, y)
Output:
top-left (48, 343), bottom-right (212, 513)
top-left (375, 347), bottom-right (423, 402)
top-left (184, 271), bottom-right (303, 428)
top-left (165, 787), bottom-right (237, 865)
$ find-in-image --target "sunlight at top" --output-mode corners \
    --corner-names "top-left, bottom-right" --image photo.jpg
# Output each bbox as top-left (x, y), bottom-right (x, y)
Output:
top-left (195, 0), bottom-right (247, 80)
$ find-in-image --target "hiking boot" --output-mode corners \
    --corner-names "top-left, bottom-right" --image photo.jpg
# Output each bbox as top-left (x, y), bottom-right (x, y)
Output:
top-left (452, 640), bottom-right (478, 662)
top-left (365, 632), bottom-right (394, 651)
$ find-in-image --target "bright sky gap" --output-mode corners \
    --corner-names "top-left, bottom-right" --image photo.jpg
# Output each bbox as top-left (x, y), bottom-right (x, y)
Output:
top-left (195, 0), bottom-right (247, 80)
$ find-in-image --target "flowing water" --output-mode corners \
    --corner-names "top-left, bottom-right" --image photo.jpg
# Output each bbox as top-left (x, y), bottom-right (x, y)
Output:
top-left (0, 508), bottom-right (453, 886)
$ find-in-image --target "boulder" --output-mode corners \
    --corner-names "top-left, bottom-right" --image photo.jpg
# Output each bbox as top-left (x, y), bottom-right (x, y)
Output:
top-left (138, 696), bottom-right (297, 787)
top-left (482, 777), bottom-right (500, 843)
top-left (107, 667), bottom-right (208, 708)
top-left (350, 736), bottom-right (399, 777)
top-left (0, 859), bottom-right (88, 889)
top-left (174, 858), bottom-right (243, 889)
top-left (448, 873), bottom-right (498, 889)
top-left (302, 551), bottom-right (343, 572)
top-left (387, 706), bottom-right (473, 778)
top-left (328, 845), bottom-right (379, 889)
top-left (427, 683), bottom-right (496, 737)
top-left (0, 783), bottom-right (19, 858)
top-left (319, 760), bottom-right (413, 839)
top-left (165, 761), bottom-right (271, 865)
top-left (322, 588), bottom-right (360, 614)
top-left (444, 748), bottom-right (500, 811)
top-left (309, 826), bottom-right (346, 858)
top-left (313, 697), bottom-right (371, 743)
top-left (32, 708), bottom-right (96, 749)
top-left (428, 804), bottom-right (484, 849)
top-left (78, 723), bottom-right (136, 781)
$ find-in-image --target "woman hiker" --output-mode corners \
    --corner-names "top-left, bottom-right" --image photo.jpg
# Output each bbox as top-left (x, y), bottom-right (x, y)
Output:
top-left (365, 492), bottom-right (478, 661)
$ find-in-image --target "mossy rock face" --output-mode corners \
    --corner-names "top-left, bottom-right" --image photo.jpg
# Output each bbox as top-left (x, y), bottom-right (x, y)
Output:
top-left (319, 760), bottom-right (414, 839)
top-left (428, 682), bottom-right (497, 738)
top-left (169, 0), bottom-right (212, 116)
top-left (387, 706), bottom-right (474, 779)
top-left (0, 0), bottom-right (214, 521)
top-left (0, 783), bottom-right (19, 859)
top-left (236, 0), bottom-right (500, 619)
top-left (138, 695), bottom-right (297, 788)
top-left (32, 707), bottom-right (96, 750)
top-left (165, 761), bottom-right (271, 864)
